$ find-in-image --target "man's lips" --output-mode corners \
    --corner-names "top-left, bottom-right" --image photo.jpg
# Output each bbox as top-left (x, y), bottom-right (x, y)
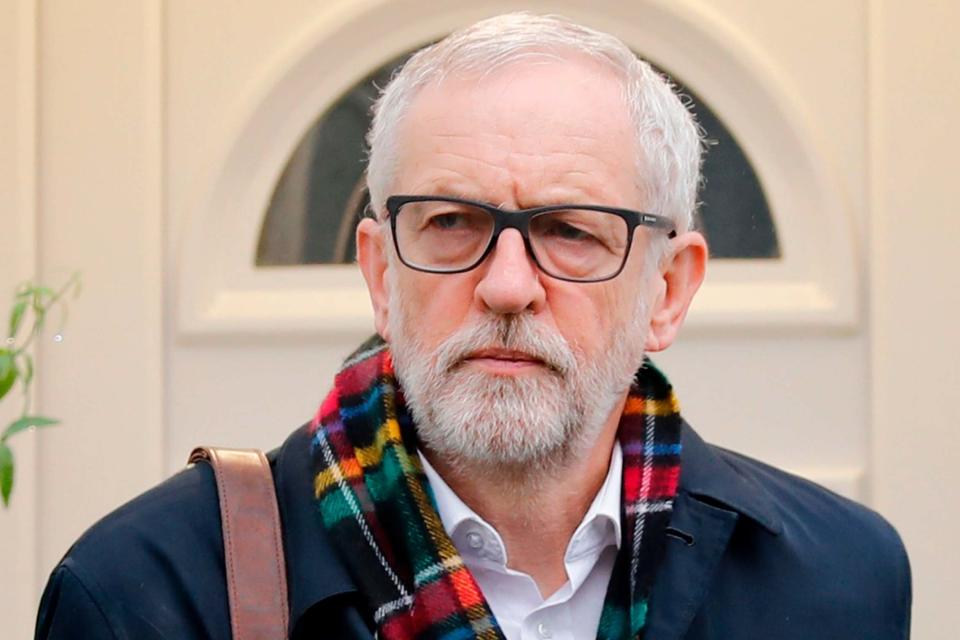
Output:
top-left (458, 348), bottom-right (555, 373)
top-left (466, 348), bottom-right (543, 363)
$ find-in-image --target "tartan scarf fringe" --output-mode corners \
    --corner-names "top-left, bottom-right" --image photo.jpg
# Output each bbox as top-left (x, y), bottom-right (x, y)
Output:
top-left (310, 335), bottom-right (682, 639)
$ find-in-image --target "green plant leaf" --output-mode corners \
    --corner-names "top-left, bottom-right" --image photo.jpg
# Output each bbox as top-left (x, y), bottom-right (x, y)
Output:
top-left (9, 300), bottom-right (27, 339)
top-left (22, 353), bottom-right (34, 387)
top-left (0, 442), bottom-right (13, 507)
top-left (3, 415), bottom-right (58, 440)
top-left (0, 350), bottom-right (16, 401)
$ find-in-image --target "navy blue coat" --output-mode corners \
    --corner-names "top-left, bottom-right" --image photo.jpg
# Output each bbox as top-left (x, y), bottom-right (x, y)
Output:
top-left (35, 421), bottom-right (911, 639)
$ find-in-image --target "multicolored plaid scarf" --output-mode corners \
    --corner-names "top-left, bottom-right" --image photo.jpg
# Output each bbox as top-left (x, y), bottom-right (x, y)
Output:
top-left (310, 336), bottom-right (682, 639)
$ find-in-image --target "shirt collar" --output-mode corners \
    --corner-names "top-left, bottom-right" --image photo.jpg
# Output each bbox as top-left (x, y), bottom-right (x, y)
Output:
top-left (568, 439), bottom-right (622, 556)
top-left (418, 451), bottom-right (481, 539)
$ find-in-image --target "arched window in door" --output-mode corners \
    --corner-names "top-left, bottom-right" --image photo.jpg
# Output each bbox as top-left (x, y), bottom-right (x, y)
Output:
top-left (176, 7), bottom-right (856, 338)
top-left (255, 50), bottom-right (780, 267)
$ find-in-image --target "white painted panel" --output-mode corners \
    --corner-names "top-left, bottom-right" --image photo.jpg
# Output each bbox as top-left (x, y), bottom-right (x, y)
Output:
top-left (167, 338), bottom-right (367, 469)
top-left (657, 335), bottom-right (868, 473)
top-left (0, 2), bottom-right (40, 638)
top-left (35, 0), bottom-right (165, 578)
top-left (869, 1), bottom-right (960, 637)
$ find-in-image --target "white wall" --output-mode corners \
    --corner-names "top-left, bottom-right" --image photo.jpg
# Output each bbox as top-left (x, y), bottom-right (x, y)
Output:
top-left (0, 1), bottom-right (956, 637)
top-left (0, 2), bottom-right (165, 638)
top-left (869, 0), bottom-right (960, 633)
top-left (0, 3), bottom-right (40, 639)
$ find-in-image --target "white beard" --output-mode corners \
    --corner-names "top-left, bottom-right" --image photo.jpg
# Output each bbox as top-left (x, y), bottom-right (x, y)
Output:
top-left (387, 282), bottom-right (649, 475)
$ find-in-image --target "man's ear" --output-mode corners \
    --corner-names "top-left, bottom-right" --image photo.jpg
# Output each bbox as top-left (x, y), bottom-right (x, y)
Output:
top-left (645, 231), bottom-right (708, 352)
top-left (356, 217), bottom-right (392, 340)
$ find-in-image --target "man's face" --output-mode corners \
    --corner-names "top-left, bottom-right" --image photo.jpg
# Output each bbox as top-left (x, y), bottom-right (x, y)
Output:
top-left (363, 57), bottom-right (671, 472)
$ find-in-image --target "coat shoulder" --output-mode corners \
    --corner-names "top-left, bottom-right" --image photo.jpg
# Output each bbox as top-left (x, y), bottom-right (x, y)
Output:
top-left (706, 444), bottom-right (912, 638)
top-left (716, 444), bottom-right (906, 555)
top-left (36, 461), bottom-right (230, 639)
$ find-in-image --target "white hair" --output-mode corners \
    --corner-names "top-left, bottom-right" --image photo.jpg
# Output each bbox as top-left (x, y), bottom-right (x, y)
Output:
top-left (365, 11), bottom-right (704, 236)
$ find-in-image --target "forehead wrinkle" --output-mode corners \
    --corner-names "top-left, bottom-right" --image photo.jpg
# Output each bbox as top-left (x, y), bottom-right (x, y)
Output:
top-left (508, 152), bottom-right (632, 206)
top-left (408, 149), bottom-right (629, 206)
top-left (410, 168), bottom-right (507, 199)
top-left (424, 123), bottom-right (610, 155)
top-left (398, 61), bottom-right (640, 208)
top-left (419, 113), bottom-right (618, 167)
top-left (516, 183), bottom-right (623, 208)
top-left (431, 150), bottom-right (514, 172)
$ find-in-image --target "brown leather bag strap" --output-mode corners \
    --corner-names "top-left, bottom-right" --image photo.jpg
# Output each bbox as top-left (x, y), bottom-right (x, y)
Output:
top-left (189, 447), bottom-right (290, 640)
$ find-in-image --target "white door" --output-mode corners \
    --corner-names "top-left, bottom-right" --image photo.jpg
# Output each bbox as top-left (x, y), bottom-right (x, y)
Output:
top-left (167, 0), bottom-right (865, 499)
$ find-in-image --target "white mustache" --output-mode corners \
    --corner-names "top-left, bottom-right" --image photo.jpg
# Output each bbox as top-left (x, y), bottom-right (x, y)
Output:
top-left (432, 314), bottom-right (577, 376)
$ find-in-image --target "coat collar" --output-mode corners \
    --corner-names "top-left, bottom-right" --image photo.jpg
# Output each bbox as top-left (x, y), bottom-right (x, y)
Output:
top-left (271, 420), bottom-right (784, 635)
top-left (271, 423), bottom-right (362, 635)
top-left (676, 421), bottom-right (783, 536)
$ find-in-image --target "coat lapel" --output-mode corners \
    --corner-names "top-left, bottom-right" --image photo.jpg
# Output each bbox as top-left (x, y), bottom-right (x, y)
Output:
top-left (644, 423), bottom-right (783, 639)
top-left (643, 492), bottom-right (738, 639)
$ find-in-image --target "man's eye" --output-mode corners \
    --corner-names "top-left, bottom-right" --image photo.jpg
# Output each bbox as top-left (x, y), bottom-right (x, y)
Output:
top-left (430, 213), bottom-right (462, 229)
top-left (544, 221), bottom-right (594, 242)
top-left (424, 212), bottom-right (476, 231)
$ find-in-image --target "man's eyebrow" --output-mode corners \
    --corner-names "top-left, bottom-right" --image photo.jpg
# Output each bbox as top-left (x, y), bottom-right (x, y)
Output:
top-left (407, 173), bottom-right (623, 209)
top-left (410, 175), bottom-right (487, 201)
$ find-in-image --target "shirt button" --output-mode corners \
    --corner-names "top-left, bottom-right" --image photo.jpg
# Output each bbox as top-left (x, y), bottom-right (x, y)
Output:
top-left (465, 531), bottom-right (484, 550)
top-left (537, 622), bottom-right (552, 639)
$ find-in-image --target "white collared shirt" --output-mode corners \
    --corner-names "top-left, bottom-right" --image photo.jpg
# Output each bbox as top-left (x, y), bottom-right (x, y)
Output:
top-left (419, 443), bottom-right (622, 640)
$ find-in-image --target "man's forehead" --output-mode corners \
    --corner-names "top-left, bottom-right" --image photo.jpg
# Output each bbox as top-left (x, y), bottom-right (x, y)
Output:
top-left (392, 56), bottom-right (639, 204)
top-left (406, 54), bottom-right (628, 126)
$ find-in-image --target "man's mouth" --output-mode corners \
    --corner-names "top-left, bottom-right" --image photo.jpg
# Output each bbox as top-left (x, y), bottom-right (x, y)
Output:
top-left (458, 348), bottom-right (555, 374)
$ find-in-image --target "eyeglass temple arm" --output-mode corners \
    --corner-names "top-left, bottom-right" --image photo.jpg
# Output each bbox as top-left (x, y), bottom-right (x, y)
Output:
top-left (638, 212), bottom-right (677, 238)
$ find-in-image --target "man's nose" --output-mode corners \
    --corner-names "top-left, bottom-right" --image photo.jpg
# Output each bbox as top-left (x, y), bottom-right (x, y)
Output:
top-left (473, 228), bottom-right (547, 314)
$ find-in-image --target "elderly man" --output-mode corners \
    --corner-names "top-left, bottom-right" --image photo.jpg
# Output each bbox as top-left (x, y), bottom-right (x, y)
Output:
top-left (37, 13), bottom-right (910, 640)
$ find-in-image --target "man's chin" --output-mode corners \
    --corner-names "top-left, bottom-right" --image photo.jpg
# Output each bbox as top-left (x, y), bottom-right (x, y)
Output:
top-left (417, 411), bottom-right (583, 473)
top-left (430, 439), bottom-right (576, 481)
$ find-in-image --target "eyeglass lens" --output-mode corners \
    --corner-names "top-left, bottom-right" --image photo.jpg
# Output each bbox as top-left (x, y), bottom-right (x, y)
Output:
top-left (393, 200), bottom-right (630, 281)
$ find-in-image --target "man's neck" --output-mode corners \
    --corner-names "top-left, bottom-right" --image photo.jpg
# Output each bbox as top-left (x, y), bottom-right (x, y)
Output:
top-left (423, 419), bottom-right (620, 598)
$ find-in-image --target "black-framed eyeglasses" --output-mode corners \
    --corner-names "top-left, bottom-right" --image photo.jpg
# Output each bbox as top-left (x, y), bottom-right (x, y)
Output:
top-left (384, 195), bottom-right (676, 283)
